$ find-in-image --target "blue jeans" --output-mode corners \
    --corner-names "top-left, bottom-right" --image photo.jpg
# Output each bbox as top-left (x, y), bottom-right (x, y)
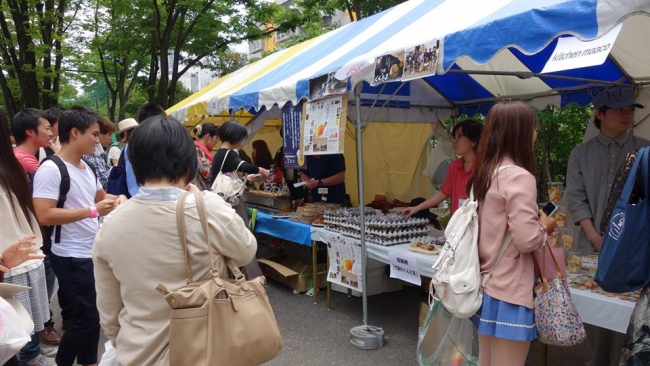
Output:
top-left (50, 253), bottom-right (100, 366)
top-left (17, 332), bottom-right (41, 363)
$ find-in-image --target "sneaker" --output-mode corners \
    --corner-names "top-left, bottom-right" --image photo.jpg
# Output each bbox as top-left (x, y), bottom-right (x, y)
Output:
top-left (22, 355), bottom-right (56, 366)
top-left (39, 325), bottom-right (61, 344)
top-left (40, 345), bottom-right (58, 357)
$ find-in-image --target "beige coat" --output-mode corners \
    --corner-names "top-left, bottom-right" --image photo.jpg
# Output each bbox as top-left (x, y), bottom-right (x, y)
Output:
top-left (93, 190), bottom-right (257, 366)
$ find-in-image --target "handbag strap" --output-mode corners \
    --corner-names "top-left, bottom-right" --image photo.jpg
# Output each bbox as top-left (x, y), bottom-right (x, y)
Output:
top-left (480, 232), bottom-right (513, 287)
top-left (218, 149), bottom-right (231, 174)
top-left (621, 146), bottom-right (649, 202)
top-left (532, 241), bottom-right (562, 292)
top-left (176, 192), bottom-right (194, 284)
top-left (194, 192), bottom-right (247, 283)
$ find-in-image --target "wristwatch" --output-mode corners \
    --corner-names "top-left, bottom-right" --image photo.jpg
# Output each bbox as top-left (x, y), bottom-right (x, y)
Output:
top-left (317, 179), bottom-right (324, 187)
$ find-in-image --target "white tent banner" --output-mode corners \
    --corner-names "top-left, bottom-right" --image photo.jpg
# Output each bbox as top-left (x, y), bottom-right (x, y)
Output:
top-left (541, 23), bottom-right (622, 73)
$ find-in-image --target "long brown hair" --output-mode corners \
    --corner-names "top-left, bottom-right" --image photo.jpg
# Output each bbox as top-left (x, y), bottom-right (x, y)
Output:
top-left (0, 109), bottom-right (36, 228)
top-left (470, 100), bottom-right (537, 202)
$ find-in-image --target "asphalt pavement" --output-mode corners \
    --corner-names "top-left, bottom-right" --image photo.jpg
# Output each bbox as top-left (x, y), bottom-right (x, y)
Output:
top-left (50, 277), bottom-right (593, 365)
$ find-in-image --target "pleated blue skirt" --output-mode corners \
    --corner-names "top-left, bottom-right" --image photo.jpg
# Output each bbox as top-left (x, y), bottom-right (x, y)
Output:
top-left (470, 292), bottom-right (537, 341)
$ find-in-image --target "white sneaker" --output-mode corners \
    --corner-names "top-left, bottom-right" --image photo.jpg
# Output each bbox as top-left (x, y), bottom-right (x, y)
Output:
top-left (40, 346), bottom-right (58, 357)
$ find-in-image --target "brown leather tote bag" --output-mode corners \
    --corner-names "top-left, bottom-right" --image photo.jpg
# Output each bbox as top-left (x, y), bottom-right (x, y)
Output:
top-left (156, 192), bottom-right (282, 366)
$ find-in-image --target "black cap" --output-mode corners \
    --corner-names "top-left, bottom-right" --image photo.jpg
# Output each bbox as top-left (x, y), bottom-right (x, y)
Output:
top-left (593, 87), bottom-right (644, 109)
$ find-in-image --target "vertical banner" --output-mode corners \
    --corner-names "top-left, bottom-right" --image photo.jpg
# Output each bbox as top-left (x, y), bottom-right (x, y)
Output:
top-left (300, 94), bottom-right (348, 156)
top-left (281, 101), bottom-right (304, 168)
top-left (326, 237), bottom-right (363, 292)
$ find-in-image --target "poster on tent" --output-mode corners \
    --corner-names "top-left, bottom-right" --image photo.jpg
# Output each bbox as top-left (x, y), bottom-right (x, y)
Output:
top-left (300, 94), bottom-right (348, 156)
top-left (402, 39), bottom-right (440, 81)
top-left (309, 73), bottom-right (348, 100)
top-left (372, 50), bottom-right (405, 85)
top-left (281, 101), bottom-right (305, 169)
top-left (325, 235), bottom-right (363, 291)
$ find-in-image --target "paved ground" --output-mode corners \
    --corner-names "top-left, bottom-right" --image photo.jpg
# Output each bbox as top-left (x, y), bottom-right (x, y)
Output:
top-left (50, 277), bottom-right (592, 366)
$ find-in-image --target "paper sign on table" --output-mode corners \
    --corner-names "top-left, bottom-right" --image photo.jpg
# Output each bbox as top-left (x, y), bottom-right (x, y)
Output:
top-left (541, 24), bottom-right (622, 74)
top-left (389, 251), bottom-right (421, 286)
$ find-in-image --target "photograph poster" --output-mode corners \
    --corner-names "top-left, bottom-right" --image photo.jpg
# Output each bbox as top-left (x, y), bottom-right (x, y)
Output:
top-left (309, 72), bottom-right (348, 100)
top-left (326, 237), bottom-right (363, 292)
top-left (281, 101), bottom-right (305, 169)
top-left (372, 50), bottom-right (405, 85)
top-left (402, 39), bottom-right (440, 81)
top-left (300, 94), bottom-right (348, 156)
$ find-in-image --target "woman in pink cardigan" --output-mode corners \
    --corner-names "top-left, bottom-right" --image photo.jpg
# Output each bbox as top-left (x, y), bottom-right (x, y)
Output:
top-left (470, 100), bottom-right (556, 366)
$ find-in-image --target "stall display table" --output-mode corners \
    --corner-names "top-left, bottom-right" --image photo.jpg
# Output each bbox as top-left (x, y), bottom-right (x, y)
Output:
top-left (253, 211), bottom-right (331, 308)
top-left (311, 227), bottom-right (635, 334)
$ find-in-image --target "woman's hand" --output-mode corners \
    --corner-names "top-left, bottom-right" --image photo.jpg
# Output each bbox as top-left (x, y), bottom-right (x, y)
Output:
top-left (539, 210), bottom-right (557, 234)
top-left (259, 168), bottom-right (270, 179)
top-left (402, 206), bottom-right (420, 217)
top-left (1, 237), bottom-right (45, 271)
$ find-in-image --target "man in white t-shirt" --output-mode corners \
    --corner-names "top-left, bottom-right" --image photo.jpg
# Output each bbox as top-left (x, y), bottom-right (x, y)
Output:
top-left (32, 106), bottom-right (124, 366)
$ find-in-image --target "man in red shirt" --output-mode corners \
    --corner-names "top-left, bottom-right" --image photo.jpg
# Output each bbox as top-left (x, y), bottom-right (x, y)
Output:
top-left (12, 108), bottom-right (53, 174)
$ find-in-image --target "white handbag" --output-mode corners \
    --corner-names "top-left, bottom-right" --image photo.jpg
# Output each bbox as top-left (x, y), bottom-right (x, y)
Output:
top-left (210, 150), bottom-right (246, 206)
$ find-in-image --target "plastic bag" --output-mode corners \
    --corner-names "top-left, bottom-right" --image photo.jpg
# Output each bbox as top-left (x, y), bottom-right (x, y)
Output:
top-left (98, 340), bottom-right (116, 366)
top-left (417, 299), bottom-right (478, 366)
top-left (0, 297), bottom-right (31, 364)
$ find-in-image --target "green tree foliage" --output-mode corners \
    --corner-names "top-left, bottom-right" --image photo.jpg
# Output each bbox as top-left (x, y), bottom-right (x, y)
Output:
top-left (0, 0), bottom-right (81, 116)
top-left (149, 0), bottom-right (304, 108)
top-left (298, 0), bottom-right (405, 20)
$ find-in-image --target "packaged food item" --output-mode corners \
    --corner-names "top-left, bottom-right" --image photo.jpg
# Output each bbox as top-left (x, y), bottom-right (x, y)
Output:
top-left (567, 252), bottom-right (582, 274)
top-left (555, 212), bottom-right (566, 228)
top-left (546, 182), bottom-right (563, 204)
top-left (559, 228), bottom-right (574, 250)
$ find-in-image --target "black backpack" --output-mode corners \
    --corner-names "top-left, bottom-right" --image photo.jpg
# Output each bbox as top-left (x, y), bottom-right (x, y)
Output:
top-left (38, 155), bottom-right (97, 254)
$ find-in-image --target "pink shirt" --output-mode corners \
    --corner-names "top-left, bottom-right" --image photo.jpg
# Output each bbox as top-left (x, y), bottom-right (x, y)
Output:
top-left (441, 158), bottom-right (474, 214)
top-left (13, 147), bottom-right (39, 174)
top-left (478, 159), bottom-right (546, 309)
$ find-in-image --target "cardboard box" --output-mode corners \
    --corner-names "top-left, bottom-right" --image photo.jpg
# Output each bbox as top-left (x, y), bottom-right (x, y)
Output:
top-left (331, 266), bottom-right (404, 297)
top-left (259, 257), bottom-right (328, 293)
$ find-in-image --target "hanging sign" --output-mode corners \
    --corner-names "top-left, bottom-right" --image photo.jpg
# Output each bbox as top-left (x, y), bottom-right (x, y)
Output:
top-left (372, 50), bottom-right (405, 85)
top-left (309, 73), bottom-right (348, 100)
top-left (326, 236), bottom-right (363, 292)
top-left (281, 102), bottom-right (304, 168)
top-left (402, 39), bottom-right (440, 81)
top-left (389, 251), bottom-right (421, 286)
top-left (541, 24), bottom-right (622, 74)
top-left (300, 94), bottom-right (347, 156)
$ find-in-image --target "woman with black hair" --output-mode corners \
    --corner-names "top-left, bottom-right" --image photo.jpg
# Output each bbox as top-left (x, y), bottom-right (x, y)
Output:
top-left (210, 120), bottom-right (269, 278)
top-left (252, 140), bottom-right (274, 170)
top-left (403, 119), bottom-right (484, 217)
top-left (0, 110), bottom-right (50, 366)
top-left (192, 123), bottom-right (219, 190)
top-left (93, 115), bottom-right (256, 366)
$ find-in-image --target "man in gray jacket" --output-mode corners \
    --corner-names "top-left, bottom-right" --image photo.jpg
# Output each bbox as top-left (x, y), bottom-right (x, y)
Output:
top-left (565, 87), bottom-right (649, 366)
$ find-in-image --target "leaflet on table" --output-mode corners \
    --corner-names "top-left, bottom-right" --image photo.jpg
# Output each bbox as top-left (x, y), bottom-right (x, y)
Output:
top-left (300, 94), bottom-right (348, 156)
top-left (281, 101), bottom-right (305, 169)
top-left (326, 235), bottom-right (363, 292)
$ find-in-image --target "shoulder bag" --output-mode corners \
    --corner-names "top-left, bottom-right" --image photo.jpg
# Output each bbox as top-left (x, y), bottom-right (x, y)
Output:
top-left (596, 146), bottom-right (650, 293)
top-left (210, 150), bottom-right (247, 206)
top-left (156, 192), bottom-right (282, 366)
top-left (533, 243), bottom-right (586, 346)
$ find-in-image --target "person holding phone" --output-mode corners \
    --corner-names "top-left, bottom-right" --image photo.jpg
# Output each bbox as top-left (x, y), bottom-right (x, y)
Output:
top-left (470, 100), bottom-right (556, 366)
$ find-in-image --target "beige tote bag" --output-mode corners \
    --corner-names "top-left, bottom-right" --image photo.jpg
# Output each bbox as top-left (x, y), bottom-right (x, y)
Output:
top-left (156, 192), bottom-right (282, 366)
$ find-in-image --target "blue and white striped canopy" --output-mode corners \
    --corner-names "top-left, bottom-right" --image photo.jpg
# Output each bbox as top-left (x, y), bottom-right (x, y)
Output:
top-left (168, 0), bottom-right (650, 121)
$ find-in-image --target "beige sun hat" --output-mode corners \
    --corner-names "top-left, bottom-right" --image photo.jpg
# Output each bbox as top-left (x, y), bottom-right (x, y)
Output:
top-left (0, 283), bottom-right (33, 335)
top-left (118, 118), bottom-right (139, 133)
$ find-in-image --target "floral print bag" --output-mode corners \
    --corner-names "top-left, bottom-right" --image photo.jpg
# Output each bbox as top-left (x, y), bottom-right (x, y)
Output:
top-left (533, 244), bottom-right (586, 346)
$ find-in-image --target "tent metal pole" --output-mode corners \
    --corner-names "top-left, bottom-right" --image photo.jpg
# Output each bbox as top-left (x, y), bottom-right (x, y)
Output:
top-left (355, 83), bottom-right (369, 327)
top-left (444, 69), bottom-right (630, 87)
top-left (349, 82), bottom-right (384, 350)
